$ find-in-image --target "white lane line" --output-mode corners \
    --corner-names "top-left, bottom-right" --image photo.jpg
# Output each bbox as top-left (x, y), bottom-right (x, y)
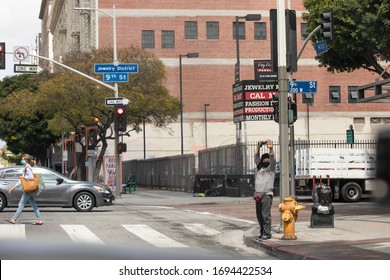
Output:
top-left (122, 224), bottom-right (188, 248)
top-left (182, 223), bottom-right (221, 236)
top-left (60, 225), bottom-right (104, 244)
top-left (0, 224), bottom-right (25, 239)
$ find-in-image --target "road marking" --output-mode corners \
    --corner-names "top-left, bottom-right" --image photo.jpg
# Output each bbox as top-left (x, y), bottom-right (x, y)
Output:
top-left (182, 223), bottom-right (221, 236)
top-left (353, 242), bottom-right (390, 254)
top-left (60, 225), bottom-right (104, 244)
top-left (182, 209), bottom-right (256, 224)
top-left (0, 224), bottom-right (25, 239)
top-left (122, 224), bottom-right (188, 248)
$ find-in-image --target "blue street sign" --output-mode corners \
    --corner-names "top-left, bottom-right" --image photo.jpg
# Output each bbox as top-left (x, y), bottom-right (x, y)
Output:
top-left (315, 40), bottom-right (328, 55)
top-left (103, 73), bottom-right (129, 82)
top-left (94, 63), bottom-right (139, 73)
top-left (289, 81), bottom-right (317, 93)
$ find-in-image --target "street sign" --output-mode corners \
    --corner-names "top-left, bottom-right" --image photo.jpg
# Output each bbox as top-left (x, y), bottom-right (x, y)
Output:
top-left (315, 40), bottom-right (328, 55)
top-left (14, 64), bottom-right (44, 74)
top-left (105, 97), bottom-right (130, 106)
top-left (13, 46), bottom-right (29, 62)
top-left (103, 73), bottom-right (129, 82)
top-left (346, 126), bottom-right (354, 144)
top-left (94, 63), bottom-right (139, 73)
top-left (289, 80), bottom-right (317, 93)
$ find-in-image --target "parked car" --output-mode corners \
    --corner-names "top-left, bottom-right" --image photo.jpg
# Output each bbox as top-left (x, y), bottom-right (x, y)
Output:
top-left (0, 166), bottom-right (114, 212)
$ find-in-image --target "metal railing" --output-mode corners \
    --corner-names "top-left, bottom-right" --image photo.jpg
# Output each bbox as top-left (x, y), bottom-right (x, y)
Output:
top-left (122, 140), bottom-right (377, 192)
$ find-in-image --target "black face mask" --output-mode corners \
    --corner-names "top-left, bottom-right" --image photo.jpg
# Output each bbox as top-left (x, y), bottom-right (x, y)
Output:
top-left (261, 162), bottom-right (270, 168)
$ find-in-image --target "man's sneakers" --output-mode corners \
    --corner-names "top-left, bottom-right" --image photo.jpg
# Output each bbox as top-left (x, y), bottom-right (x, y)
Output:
top-left (255, 234), bottom-right (272, 242)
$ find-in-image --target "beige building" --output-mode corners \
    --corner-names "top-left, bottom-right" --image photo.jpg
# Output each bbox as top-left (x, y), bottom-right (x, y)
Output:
top-left (39, 0), bottom-right (390, 160)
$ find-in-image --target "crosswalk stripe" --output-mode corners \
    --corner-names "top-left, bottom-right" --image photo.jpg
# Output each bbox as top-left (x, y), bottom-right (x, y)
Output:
top-left (0, 224), bottom-right (25, 239)
top-left (182, 223), bottom-right (221, 236)
top-left (122, 224), bottom-right (188, 248)
top-left (60, 225), bottom-right (104, 245)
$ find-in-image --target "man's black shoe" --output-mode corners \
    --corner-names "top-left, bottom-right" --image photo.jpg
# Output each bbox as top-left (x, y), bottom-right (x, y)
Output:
top-left (260, 234), bottom-right (272, 241)
top-left (255, 234), bottom-right (272, 242)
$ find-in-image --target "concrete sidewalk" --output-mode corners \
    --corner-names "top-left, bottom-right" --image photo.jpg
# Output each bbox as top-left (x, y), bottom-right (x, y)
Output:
top-left (119, 188), bottom-right (390, 260)
top-left (243, 214), bottom-right (390, 260)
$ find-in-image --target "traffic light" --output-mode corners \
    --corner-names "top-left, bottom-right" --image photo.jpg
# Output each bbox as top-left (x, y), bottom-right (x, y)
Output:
top-left (114, 105), bottom-right (127, 132)
top-left (0, 42), bottom-right (5, 70)
top-left (320, 11), bottom-right (333, 41)
top-left (288, 95), bottom-right (297, 124)
top-left (117, 142), bottom-right (127, 154)
top-left (272, 94), bottom-right (297, 124)
top-left (270, 9), bottom-right (298, 73)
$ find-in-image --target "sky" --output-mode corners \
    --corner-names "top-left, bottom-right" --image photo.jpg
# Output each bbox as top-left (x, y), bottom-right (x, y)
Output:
top-left (0, 0), bottom-right (42, 80)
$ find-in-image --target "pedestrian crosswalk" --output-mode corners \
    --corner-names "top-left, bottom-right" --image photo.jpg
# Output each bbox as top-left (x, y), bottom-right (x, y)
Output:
top-left (60, 225), bottom-right (105, 244)
top-left (0, 222), bottom-right (225, 248)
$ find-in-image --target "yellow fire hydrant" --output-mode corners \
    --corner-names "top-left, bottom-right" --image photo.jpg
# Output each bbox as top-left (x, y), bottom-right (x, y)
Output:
top-left (278, 196), bottom-right (306, 240)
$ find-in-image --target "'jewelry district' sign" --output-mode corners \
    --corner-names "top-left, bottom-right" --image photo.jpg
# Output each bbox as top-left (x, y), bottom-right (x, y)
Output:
top-left (232, 80), bottom-right (278, 123)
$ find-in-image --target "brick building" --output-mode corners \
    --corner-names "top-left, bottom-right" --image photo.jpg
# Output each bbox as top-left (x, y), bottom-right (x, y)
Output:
top-left (40, 0), bottom-right (390, 160)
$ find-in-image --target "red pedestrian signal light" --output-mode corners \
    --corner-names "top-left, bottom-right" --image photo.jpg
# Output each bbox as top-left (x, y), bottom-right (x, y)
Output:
top-left (0, 42), bottom-right (5, 70)
top-left (117, 142), bottom-right (127, 154)
top-left (114, 105), bottom-right (127, 132)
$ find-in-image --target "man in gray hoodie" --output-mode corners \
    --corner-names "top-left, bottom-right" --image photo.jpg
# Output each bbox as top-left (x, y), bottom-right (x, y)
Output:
top-left (253, 139), bottom-right (276, 241)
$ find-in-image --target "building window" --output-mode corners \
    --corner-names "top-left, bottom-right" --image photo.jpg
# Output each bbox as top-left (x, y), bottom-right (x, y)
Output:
top-left (162, 30), bottom-right (175, 49)
top-left (370, 117), bottom-right (382, 124)
top-left (301, 23), bottom-right (309, 40)
top-left (383, 118), bottom-right (390, 123)
top-left (353, 117), bottom-right (365, 124)
top-left (302, 93), bottom-right (314, 104)
top-left (206, 21), bottom-right (219, 40)
top-left (348, 86), bottom-right (359, 103)
top-left (185, 21), bottom-right (198, 39)
top-left (233, 22), bottom-right (245, 40)
top-left (254, 22), bottom-right (266, 40)
top-left (329, 86), bottom-right (341, 103)
top-left (142, 30), bottom-right (155, 49)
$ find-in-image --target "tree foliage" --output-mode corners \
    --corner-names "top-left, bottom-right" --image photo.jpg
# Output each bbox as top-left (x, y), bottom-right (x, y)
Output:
top-left (37, 47), bottom-right (179, 181)
top-left (303, 0), bottom-right (390, 78)
top-left (0, 74), bottom-right (59, 163)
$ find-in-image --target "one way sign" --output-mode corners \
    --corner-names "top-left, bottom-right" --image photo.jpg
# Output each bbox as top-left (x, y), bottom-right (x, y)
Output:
top-left (105, 97), bottom-right (130, 106)
top-left (14, 64), bottom-right (44, 74)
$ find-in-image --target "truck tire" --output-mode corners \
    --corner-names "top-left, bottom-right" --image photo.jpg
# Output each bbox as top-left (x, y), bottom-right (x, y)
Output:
top-left (341, 182), bottom-right (362, 202)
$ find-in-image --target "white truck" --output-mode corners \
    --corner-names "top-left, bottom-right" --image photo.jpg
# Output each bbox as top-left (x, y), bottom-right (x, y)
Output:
top-left (294, 148), bottom-right (376, 202)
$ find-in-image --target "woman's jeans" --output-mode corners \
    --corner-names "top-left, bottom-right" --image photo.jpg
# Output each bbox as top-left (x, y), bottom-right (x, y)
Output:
top-left (12, 192), bottom-right (41, 220)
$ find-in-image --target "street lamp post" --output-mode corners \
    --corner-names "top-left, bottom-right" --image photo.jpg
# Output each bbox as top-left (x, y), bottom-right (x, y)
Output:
top-left (179, 52), bottom-right (199, 155)
top-left (234, 14), bottom-right (262, 82)
top-left (204, 104), bottom-right (210, 149)
top-left (234, 14), bottom-right (261, 145)
top-left (74, 4), bottom-right (122, 196)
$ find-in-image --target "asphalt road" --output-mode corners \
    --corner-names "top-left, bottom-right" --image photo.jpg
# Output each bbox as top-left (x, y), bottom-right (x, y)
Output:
top-left (0, 188), bottom-right (276, 260)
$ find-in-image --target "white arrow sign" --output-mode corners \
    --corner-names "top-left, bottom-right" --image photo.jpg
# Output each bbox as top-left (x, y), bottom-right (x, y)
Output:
top-left (105, 97), bottom-right (130, 106)
top-left (14, 64), bottom-right (44, 74)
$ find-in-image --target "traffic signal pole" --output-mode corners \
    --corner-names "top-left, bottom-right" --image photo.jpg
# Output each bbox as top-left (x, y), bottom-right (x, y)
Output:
top-left (276, 0), bottom-right (290, 203)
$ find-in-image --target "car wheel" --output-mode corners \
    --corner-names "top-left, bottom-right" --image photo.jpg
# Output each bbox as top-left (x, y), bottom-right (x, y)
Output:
top-left (73, 192), bottom-right (95, 212)
top-left (341, 182), bottom-right (362, 202)
top-left (0, 193), bottom-right (6, 211)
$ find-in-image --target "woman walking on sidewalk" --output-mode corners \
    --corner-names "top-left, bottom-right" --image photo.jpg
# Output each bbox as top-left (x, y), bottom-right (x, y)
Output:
top-left (5, 154), bottom-right (43, 225)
